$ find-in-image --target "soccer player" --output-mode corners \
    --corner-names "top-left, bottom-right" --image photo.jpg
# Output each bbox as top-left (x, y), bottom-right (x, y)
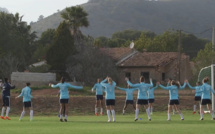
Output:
top-left (49, 77), bottom-right (83, 122)
top-left (16, 83), bottom-right (33, 121)
top-left (186, 80), bottom-right (202, 114)
top-left (126, 76), bottom-right (153, 121)
top-left (116, 85), bottom-right (137, 115)
top-left (1, 78), bottom-right (15, 120)
top-left (158, 80), bottom-right (186, 121)
top-left (92, 78), bottom-right (104, 116)
top-left (100, 77), bottom-right (116, 122)
top-left (198, 77), bottom-right (215, 120)
top-left (148, 84), bottom-right (158, 115)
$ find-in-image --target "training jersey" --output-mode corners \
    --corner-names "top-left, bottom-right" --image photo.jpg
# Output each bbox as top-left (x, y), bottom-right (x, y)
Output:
top-left (199, 83), bottom-right (215, 99)
top-left (127, 80), bottom-right (153, 100)
top-left (92, 83), bottom-right (104, 95)
top-left (187, 83), bottom-right (202, 97)
top-left (100, 79), bottom-right (116, 100)
top-left (51, 82), bottom-right (83, 99)
top-left (18, 86), bottom-right (33, 102)
top-left (160, 83), bottom-right (186, 100)
top-left (116, 87), bottom-right (137, 100)
top-left (148, 85), bottom-right (158, 99)
top-left (2, 82), bottom-right (15, 97)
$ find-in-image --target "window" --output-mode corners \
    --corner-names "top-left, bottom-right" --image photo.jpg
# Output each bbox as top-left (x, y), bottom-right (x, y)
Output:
top-left (162, 73), bottom-right (165, 81)
top-left (140, 72), bottom-right (149, 82)
top-left (125, 72), bottom-right (131, 81)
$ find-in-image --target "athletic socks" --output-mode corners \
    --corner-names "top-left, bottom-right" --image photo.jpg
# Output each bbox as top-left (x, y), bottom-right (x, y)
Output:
top-left (1, 107), bottom-right (6, 116)
top-left (30, 110), bottom-right (33, 120)
top-left (200, 113), bottom-right (204, 119)
top-left (211, 111), bottom-right (214, 118)
top-left (135, 108), bottom-right (139, 119)
top-left (65, 115), bottom-right (68, 120)
top-left (100, 108), bottom-right (103, 113)
top-left (95, 108), bottom-right (98, 114)
top-left (107, 110), bottom-right (111, 121)
top-left (146, 108), bottom-right (151, 119)
top-left (179, 113), bottom-right (184, 119)
top-left (6, 107), bottom-right (10, 117)
top-left (168, 113), bottom-right (171, 120)
top-left (150, 107), bottom-right (153, 114)
top-left (20, 111), bottom-right (25, 120)
top-left (111, 110), bottom-right (115, 121)
top-left (193, 105), bottom-right (197, 112)
top-left (123, 110), bottom-right (125, 114)
top-left (60, 115), bottom-right (63, 119)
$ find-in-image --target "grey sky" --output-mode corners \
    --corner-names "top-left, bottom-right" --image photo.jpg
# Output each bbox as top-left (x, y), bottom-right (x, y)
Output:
top-left (1, 0), bottom-right (88, 23)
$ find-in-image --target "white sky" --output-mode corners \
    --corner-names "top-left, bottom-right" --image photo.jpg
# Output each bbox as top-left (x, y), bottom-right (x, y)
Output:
top-left (0, 0), bottom-right (88, 23)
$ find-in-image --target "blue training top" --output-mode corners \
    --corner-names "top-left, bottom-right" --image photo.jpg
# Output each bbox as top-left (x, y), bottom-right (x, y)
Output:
top-left (198, 83), bottom-right (215, 99)
top-left (100, 79), bottom-right (116, 100)
top-left (18, 86), bottom-right (33, 102)
top-left (51, 82), bottom-right (83, 99)
top-left (187, 83), bottom-right (202, 97)
top-left (148, 85), bottom-right (158, 99)
top-left (92, 83), bottom-right (104, 95)
top-left (116, 86), bottom-right (137, 100)
top-left (127, 80), bottom-right (153, 100)
top-left (159, 83), bottom-right (186, 100)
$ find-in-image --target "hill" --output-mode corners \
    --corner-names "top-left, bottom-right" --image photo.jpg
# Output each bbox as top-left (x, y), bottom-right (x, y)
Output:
top-left (0, 7), bottom-right (9, 13)
top-left (31, 0), bottom-right (215, 38)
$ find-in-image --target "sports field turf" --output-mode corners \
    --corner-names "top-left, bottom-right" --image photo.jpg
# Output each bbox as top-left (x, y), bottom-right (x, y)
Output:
top-left (1, 111), bottom-right (215, 134)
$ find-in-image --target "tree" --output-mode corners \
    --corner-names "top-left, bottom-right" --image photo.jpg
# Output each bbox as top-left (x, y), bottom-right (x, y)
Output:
top-left (46, 21), bottom-right (75, 71)
top-left (38, 15), bottom-right (44, 21)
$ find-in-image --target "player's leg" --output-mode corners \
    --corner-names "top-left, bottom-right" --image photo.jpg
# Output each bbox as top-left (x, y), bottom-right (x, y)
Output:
top-left (100, 99), bottom-right (104, 115)
top-left (143, 104), bottom-right (151, 121)
top-left (122, 101), bottom-right (128, 115)
top-left (175, 105), bottom-right (184, 120)
top-left (110, 104), bottom-right (115, 122)
top-left (64, 103), bottom-right (68, 122)
top-left (207, 103), bottom-right (214, 120)
top-left (135, 103), bottom-right (140, 121)
top-left (167, 105), bottom-right (171, 121)
top-left (200, 104), bottom-right (204, 120)
top-left (19, 106), bottom-right (26, 121)
top-left (5, 97), bottom-right (11, 120)
top-left (106, 105), bottom-right (111, 122)
top-left (59, 103), bottom-right (64, 121)
top-left (95, 99), bottom-right (99, 116)
top-left (0, 106), bottom-right (6, 119)
top-left (30, 106), bottom-right (33, 121)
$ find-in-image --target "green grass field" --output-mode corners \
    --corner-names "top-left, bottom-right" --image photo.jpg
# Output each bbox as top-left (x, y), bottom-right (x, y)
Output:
top-left (1, 111), bottom-right (215, 134)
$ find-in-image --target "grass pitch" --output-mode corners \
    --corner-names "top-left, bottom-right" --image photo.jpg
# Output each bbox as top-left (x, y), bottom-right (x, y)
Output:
top-left (1, 111), bottom-right (215, 134)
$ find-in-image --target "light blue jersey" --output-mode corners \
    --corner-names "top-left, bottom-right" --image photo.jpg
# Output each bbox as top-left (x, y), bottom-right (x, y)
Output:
top-left (100, 79), bottom-right (116, 100)
top-left (51, 82), bottom-right (83, 99)
top-left (198, 83), bottom-right (215, 99)
top-left (92, 83), bottom-right (104, 95)
top-left (18, 86), bottom-right (33, 102)
top-left (127, 80), bottom-right (153, 99)
top-left (148, 85), bottom-right (158, 99)
top-left (187, 83), bottom-right (202, 97)
top-left (160, 83), bottom-right (186, 100)
top-left (116, 86), bottom-right (137, 100)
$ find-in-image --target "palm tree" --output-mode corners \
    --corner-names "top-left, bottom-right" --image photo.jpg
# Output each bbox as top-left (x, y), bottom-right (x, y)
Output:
top-left (61, 6), bottom-right (89, 50)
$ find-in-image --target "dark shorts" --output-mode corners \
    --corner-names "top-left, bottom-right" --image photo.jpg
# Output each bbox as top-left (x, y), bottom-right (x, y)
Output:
top-left (23, 101), bottom-right (32, 108)
top-left (195, 96), bottom-right (201, 101)
top-left (2, 97), bottom-right (10, 107)
top-left (96, 95), bottom-right (103, 100)
top-left (201, 99), bottom-right (211, 105)
top-left (169, 100), bottom-right (180, 105)
top-left (148, 99), bottom-right (155, 103)
top-left (137, 99), bottom-right (148, 105)
top-left (106, 99), bottom-right (115, 106)
top-left (125, 100), bottom-right (134, 104)
top-left (60, 99), bottom-right (69, 104)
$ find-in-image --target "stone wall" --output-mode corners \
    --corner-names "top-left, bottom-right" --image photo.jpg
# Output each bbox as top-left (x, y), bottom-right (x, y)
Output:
top-left (11, 72), bottom-right (56, 88)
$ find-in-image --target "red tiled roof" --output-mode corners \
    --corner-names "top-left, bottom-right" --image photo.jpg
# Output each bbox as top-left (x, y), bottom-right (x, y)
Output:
top-left (100, 47), bottom-right (133, 61)
top-left (118, 52), bottom-right (188, 67)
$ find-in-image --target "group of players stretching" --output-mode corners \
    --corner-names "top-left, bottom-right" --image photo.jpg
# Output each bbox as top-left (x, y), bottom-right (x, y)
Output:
top-left (0, 76), bottom-right (214, 122)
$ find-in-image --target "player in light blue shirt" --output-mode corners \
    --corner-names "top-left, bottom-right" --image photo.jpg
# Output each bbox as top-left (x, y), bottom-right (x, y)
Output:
top-left (116, 85), bottom-right (137, 115)
top-left (126, 76), bottom-right (153, 121)
top-left (50, 77), bottom-right (83, 122)
top-left (186, 80), bottom-right (202, 114)
top-left (197, 77), bottom-right (215, 120)
top-left (100, 77), bottom-right (116, 122)
top-left (92, 78), bottom-right (104, 116)
top-left (16, 83), bottom-right (33, 121)
top-left (158, 80), bottom-right (186, 121)
top-left (148, 84), bottom-right (158, 115)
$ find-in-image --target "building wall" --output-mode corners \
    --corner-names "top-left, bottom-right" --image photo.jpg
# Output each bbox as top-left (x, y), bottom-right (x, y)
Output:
top-left (11, 72), bottom-right (56, 88)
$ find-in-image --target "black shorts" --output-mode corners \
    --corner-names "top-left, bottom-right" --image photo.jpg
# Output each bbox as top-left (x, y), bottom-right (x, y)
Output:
top-left (23, 101), bottom-right (32, 108)
top-left (201, 99), bottom-right (211, 105)
top-left (137, 99), bottom-right (148, 105)
top-left (148, 99), bottom-right (155, 103)
top-left (2, 97), bottom-right (10, 107)
top-left (106, 99), bottom-right (115, 106)
top-left (96, 95), bottom-right (103, 100)
top-left (125, 100), bottom-right (134, 104)
top-left (195, 96), bottom-right (201, 101)
top-left (169, 100), bottom-right (180, 105)
top-left (60, 99), bottom-right (69, 104)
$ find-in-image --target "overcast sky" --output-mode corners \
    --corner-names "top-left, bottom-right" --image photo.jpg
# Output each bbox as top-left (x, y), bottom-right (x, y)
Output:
top-left (1, 0), bottom-right (88, 23)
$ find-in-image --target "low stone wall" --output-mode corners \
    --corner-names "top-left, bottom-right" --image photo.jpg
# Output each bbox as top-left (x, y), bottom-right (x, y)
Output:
top-left (11, 72), bottom-right (56, 88)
